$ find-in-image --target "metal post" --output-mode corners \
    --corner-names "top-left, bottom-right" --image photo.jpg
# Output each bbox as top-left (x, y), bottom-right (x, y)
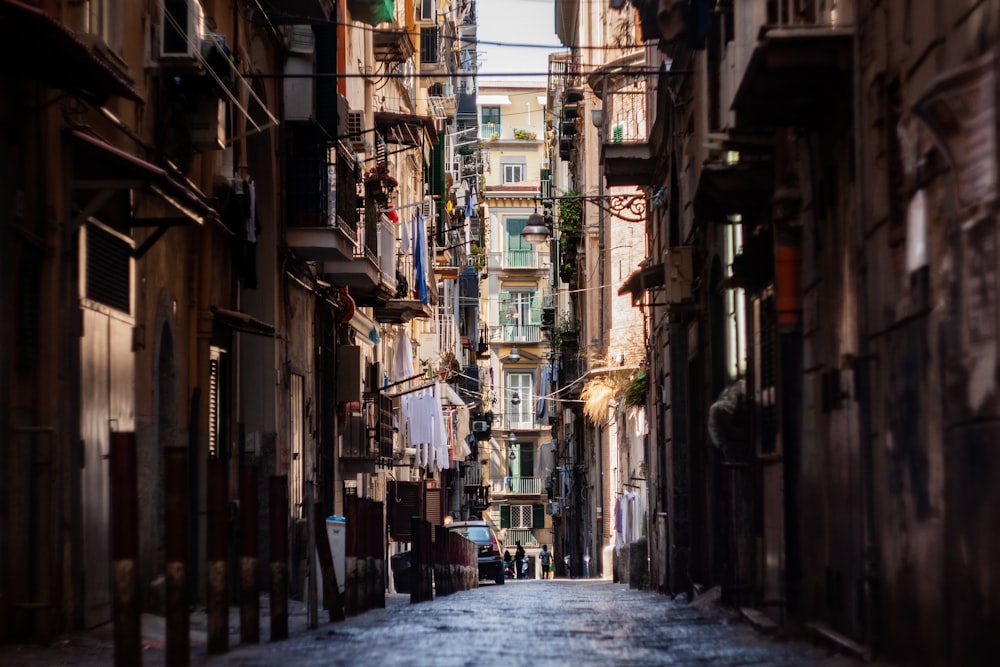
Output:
top-left (239, 465), bottom-right (259, 644)
top-left (165, 446), bottom-right (189, 666)
top-left (110, 432), bottom-right (140, 667)
top-left (206, 457), bottom-right (228, 654)
top-left (305, 485), bottom-right (318, 629)
top-left (269, 476), bottom-right (289, 641)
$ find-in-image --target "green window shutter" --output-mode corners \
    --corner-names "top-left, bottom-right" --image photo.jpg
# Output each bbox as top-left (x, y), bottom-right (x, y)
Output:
top-left (500, 504), bottom-right (510, 528)
top-left (498, 291), bottom-right (511, 325)
top-left (532, 504), bottom-right (545, 529)
top-left (529, 291), bottom-right (542, 325)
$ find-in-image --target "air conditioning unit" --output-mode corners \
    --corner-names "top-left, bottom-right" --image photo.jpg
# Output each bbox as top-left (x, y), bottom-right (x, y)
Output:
top-left (159, 0), bottom-right (204, 61)
top-left (347, 110), bottom-right (368, 151)
top-left (190, 96), bottom-right (225, 150)
top-left (471, 423), bottom-right (491, 442)
top-left (420, 196), bottom-right (435, 223)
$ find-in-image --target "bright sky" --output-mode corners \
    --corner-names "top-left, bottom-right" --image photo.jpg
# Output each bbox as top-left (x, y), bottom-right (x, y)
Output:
top-left (476, 0), bottom-right (562, 82)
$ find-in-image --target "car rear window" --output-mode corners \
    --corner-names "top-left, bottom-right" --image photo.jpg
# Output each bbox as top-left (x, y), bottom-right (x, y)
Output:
top-left (452, 526), bottom-right (491, 542)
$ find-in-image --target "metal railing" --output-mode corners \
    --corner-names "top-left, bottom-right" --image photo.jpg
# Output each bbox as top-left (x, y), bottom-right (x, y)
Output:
top-left (498, 476), bottom-right (542, 495)
top-left (767, 0), bottom-right (854, 27)
top-left (480, 123), bottom-right (500, 140)
top-left (503, 528), bottom-right (539, 548)
top-left (487, 250), bottom-right (546, 271)
top-left (465, 463), bottom-right (483, 486)
top-left (601, 84), bottom-right (648, 145)
top-left (489, 324), bottom-right (541, 343)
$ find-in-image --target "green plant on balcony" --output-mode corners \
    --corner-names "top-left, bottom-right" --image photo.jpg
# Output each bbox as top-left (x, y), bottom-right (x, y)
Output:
top-left (470, 242), bottom-right (486, 271)
top-left (558, 190), bottom-right (582, 237)
top-left (625, 371), bottom-right (648, 407)
top-left (551, 313), bottom-right (580, 347)
top-left (512, 128), bottom-right (537, 140)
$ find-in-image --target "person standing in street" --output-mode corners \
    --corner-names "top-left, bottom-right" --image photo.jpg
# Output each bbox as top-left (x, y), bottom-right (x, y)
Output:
top-left (539, 544), bottom-right (553, 579)
top-left (514, 541), bottom-right (525, 579)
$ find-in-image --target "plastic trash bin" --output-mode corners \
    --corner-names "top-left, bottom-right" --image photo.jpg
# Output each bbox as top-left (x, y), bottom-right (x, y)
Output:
top-left (325, 515), bottom-right (346, 593)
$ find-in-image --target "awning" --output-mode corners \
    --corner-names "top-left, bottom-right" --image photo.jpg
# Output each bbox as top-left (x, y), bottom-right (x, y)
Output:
top-left (210, 307), bottom-right (276, 337)
top-left (618, 262), bottom-right (665, 303)
top-left (0, 0), bottom-right (142, 104)
top-left (374, 111), bottom-right (440, 146)
top-left (70, 129), bottom-right (217, 227)
top-left (346, 0), bottom-right (395, 27)
top-left (477, 95), bottom-right (512, 106)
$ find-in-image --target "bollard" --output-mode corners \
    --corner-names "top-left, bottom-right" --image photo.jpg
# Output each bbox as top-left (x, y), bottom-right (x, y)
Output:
top-left (269, 476), bottom-right (289, 641)
top-left (239, 466), bottom-right (259, 644)
top-left (206, 457), bottom-right (228, 654)
top-left (344, 497), bottom-right (358, 616)
top-left (313, 501), bottom-right (344, 621)
top-left (373, 502), bottom-right (386, 608)
top-left (110, 432), bottom-right (140, 667)
top-left (164, 446), bottom-right (189, 666)
top-left (409, 516), bottom-right (421, 604)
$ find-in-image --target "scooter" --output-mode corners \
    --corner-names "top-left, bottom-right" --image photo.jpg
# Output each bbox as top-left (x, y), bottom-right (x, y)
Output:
top-left (504, 559), bottom-right (515, 579)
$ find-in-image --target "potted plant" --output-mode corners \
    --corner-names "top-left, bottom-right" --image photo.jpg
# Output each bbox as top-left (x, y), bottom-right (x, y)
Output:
top-left (558, 190), bottom-right (582, 239)
top-left (363, 164), bottom-right (398, 203)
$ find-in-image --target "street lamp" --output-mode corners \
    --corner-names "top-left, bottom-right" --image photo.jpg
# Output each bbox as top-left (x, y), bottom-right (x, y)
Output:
top-left (521, 193), bottom-right (648, 246)
top-left (521, 211), bottom-right (550, 244)
top-left (507, 346), bottom-right (521, 363)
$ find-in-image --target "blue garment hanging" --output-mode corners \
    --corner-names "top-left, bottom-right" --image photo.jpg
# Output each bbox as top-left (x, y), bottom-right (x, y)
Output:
top-left (413, 211), bottom-right (429, 304)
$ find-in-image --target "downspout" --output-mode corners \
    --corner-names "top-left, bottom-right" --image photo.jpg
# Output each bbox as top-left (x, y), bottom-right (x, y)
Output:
top-left (852, 0), bottom-right (878, 651)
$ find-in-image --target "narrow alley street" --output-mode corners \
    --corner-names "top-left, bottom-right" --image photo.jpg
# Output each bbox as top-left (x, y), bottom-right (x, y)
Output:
top-left (1, 580), bottom-right (865, 667)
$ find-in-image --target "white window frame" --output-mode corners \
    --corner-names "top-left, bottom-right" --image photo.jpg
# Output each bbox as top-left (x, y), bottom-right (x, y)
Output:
top-left (502, 162), bottom-right (525, 184)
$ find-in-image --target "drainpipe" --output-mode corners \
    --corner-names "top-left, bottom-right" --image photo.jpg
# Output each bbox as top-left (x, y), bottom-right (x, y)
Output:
top-left (852, 0), bottom-right (878, 651)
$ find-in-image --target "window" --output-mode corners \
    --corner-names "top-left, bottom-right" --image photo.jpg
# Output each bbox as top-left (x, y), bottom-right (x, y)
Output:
top-left (501, 162), bottom-right (525, 184)
top-left (481, 106), bottom-right (500, 126)
top-left (290, 373), bottom-right (305, 517)
top-left (501, 290), bottom-right (538, 327)
top-left (420, 26), bottom-right (439, 64)
top-left (89, 0), bottom-right (123, 55)
top-left (84, 221), bottom-right (132, 314)
top-left (508, 443), bottom-right (534, 478)
top-left (420, 0), bottom-right (434, 20)
top-left (507, 371), bottom-right (534, 427)
top-left (207, 346), bottom-right (229, 458)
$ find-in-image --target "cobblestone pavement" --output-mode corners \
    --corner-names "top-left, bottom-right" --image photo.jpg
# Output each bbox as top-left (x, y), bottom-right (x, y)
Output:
top-left (0, 579), bottom-right (868, 667)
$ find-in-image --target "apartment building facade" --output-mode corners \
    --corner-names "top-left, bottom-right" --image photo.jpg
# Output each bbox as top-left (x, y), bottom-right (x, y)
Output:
top-left (560, 0), bottom-right (1000, 663)
top-left (0, 0), bottom-right (479, 645)
top-left (476, 82), bottom-right (555, 573)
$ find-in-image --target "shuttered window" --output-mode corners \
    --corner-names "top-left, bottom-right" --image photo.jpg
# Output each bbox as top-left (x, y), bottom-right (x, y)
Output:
top-left (85, 221), bottom-right (131, 314)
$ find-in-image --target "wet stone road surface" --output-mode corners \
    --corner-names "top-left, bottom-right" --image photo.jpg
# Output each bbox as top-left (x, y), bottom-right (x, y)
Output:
top-left (1, 579), bottom-right (865, 667)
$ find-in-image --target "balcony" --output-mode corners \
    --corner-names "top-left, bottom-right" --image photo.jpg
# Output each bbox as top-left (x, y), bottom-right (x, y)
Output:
top-left (321, 209), bottom-right (396, 306)
top-left (372, 27), bottom-right (415, 63)
top-left (285, 139), bottom-right (358, 262)
top-left (731, 0), bottom-right (854, 129)
top-left (480, 123), bottom-right (500, 141)
top-left (465, 464), bottom-right (483, 487)
top-left (487, 250), bottom-right (548, 271)
top-left (490, 324), bottom-right (541, 344)
top-left (494, 476), bottom-right (543, 496)
top-left (594, 69), bottom-right (654, 187)
top-left (503, 528), bottom-right (539, 548)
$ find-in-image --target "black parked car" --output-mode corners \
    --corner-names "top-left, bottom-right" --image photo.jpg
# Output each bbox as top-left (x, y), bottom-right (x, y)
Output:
top-left (447, 520), bottom-right (504, 585)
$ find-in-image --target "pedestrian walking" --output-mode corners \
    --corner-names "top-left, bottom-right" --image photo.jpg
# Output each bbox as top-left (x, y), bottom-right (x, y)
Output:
top-left (539, 544), bottom-right (553, 579)
top-left (514, 541), bottom-right (525, 579)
